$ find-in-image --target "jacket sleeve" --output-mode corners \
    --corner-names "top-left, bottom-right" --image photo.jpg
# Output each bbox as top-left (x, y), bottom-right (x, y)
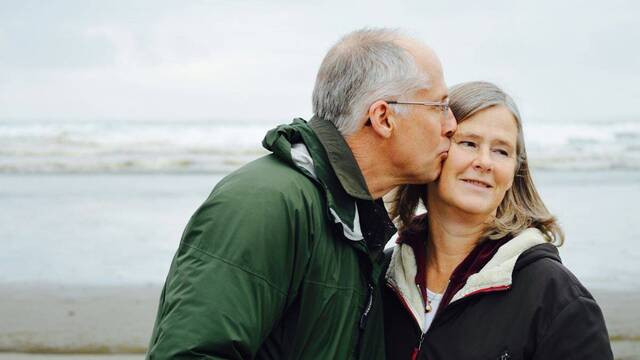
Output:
top-left (532, 296), bottom-right (613, 360)
top-left (146, 182), bottom-right (313, 359)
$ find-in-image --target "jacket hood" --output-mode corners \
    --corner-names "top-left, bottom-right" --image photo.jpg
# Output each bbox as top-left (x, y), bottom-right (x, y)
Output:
top-left (262, 118), bottom-right (310, 169)
top-left (514, 241), bottom-right (561, 271)
top-left (386, 226), bottom-right (558, 333)
top-left (449, 228), bottom-right (555, 303)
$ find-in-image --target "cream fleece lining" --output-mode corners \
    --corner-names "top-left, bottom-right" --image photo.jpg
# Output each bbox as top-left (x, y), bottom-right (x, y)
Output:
top-left (386, 227), bottom-right (547, 333)
top-left (450, 228), bottom-right (546, 303)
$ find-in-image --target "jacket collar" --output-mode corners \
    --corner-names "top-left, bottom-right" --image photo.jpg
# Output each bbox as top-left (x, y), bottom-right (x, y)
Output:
top-left (308, 116), bottom-right (373, 201)
top-left (262, 118), bottom-right (393, 246)
top-left (447, 228), bottom-right (547, 303)
top-left (386, 220), bottom-right (548, 333)
top-left (306, 117), bottom-right (396, 254)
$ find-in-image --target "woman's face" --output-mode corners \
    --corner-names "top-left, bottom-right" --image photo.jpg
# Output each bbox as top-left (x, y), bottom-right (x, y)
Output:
top-left (428, 105), bottom-right (519, 217)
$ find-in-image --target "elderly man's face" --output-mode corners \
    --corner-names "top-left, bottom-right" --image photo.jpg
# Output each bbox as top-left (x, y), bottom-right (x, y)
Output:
top-left (389, 46), bottom-right (457, 184)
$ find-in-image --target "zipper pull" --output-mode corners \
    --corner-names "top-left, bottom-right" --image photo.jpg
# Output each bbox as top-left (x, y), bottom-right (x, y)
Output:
top-left (411, 348), bottom-right (419, 360)
top-left (359, 283), bottom-right (374, 330)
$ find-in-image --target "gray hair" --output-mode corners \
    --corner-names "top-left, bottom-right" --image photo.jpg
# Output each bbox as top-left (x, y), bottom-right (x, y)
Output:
top-left (390, 81), bottom-right (564, 245)
top-left (312, 28), bottom-right (431, 136)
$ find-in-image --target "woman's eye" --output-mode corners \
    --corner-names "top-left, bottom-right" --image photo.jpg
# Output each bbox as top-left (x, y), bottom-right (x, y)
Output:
top-left (460, 141), bottom-right (476, 148)
top-left (494, 149), bottom-right (509, 157)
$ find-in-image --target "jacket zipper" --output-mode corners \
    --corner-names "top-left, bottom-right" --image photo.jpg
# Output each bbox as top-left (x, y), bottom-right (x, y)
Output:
top-left (414, 281), bottom-right (449, 359)
top-left (387, 281), bottom-right (426, 359)
top-left (354, 282), bottom-right (375, 358)
top-left (412, 332), bottom-right (425, 360)
top-left (390, 279), bottom-right (511, 359)
top-left (412, 284), bottom-right (427, 360)
top-left (359, 283), bottom-right (375, 330)
top-left (386, 281), bottom-right (423, 330)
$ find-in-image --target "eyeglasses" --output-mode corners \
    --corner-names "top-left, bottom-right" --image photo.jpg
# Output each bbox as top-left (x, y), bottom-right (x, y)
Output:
top-left (387, 99), bottom-right (450, 115)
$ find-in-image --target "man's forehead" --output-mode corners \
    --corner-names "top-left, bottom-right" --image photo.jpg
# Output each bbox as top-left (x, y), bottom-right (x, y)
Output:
top-left (420, 57), bottom-right (447, 99)
top-left (404, 40), bottom-right (441, 74)
top-left (402, 40), bottom-right (447, 99)
top-left (415, 85), bottom-right (447, 101)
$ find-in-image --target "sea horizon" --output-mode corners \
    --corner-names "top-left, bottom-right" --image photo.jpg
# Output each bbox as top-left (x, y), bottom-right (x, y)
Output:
top-left (1, 117), bottom-right (640, 174)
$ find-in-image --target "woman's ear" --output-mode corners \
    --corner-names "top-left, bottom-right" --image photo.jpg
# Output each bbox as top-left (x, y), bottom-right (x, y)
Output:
top-left (367, 100), bottom-right (394, 139)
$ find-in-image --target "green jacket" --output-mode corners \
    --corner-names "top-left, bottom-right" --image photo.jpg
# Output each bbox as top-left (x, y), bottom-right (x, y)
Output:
top-left (147, 117), bottom-right (396, 359)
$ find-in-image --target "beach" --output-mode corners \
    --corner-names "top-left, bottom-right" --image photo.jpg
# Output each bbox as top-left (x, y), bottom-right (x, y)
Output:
top-left (1, 171), bottom-right (639, 359)
top-left (0, 286), bottom-right (638, 359)
top-left (2, 0), bottom-right (640, 357)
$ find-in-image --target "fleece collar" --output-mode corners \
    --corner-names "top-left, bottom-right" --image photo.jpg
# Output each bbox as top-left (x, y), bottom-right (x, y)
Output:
top-left (386, 226), bottom-right (548, 333)
top-left (449, 228), bottom-right (547, 303)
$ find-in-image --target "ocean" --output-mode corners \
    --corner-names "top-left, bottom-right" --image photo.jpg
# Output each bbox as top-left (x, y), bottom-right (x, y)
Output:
top-left (1, 119), bottom-right (639, 290)
top-left (1, 118), bottom-right (639, 173)
top-left (1, 120), bottom-right (639, 358)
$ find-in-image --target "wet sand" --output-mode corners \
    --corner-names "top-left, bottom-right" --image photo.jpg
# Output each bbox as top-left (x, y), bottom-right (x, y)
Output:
top-left (0, 284), bottom-right (156, 354)
top-left (0, 284), bottom-right (638, 359)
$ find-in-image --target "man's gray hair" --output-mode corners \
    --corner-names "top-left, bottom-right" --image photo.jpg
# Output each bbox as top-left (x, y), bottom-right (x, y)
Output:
top-left (312, 28), bottom-right (431, 136)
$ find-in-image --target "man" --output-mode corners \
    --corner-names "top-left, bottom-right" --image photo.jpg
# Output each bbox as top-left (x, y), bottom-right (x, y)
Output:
top-left (147, 28), bottom-right (456, 359)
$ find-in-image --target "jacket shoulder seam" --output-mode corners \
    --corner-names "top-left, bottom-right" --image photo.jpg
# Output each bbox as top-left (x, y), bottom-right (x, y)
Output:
top-left (180, 243), bottom-right (288, 297)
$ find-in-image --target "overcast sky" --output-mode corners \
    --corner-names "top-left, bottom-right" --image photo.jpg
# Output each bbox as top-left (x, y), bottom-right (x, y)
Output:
top-left (0, 0), bottom-right (638, 123)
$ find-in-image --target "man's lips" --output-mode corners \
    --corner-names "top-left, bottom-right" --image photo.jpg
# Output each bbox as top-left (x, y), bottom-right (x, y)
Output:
top-left (460, 178), bottom-right (493, 188)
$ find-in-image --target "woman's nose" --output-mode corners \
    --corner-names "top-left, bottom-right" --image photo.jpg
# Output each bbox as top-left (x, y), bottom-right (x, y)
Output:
top-left (472, 148), bottom-right (493, 172)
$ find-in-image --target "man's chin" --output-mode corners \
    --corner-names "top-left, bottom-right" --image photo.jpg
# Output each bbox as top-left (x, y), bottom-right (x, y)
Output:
top-left (426, 164), bottom-right (443, 183)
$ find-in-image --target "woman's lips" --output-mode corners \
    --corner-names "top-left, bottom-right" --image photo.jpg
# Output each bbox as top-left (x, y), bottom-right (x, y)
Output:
top-left (461, 178), bottom-right (493, 188)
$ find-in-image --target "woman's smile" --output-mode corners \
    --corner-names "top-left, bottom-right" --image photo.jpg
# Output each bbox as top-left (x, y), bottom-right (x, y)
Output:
top-left (460, 178), bottom-right (493, 190)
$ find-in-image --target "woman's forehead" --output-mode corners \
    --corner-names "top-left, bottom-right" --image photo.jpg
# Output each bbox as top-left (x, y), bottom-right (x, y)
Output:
top-left (456, 107), bottom-right (518, 145)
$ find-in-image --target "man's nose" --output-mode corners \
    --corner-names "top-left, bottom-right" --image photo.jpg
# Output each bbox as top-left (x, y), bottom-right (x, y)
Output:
top-left (442, 109), bottom-right (457, 138)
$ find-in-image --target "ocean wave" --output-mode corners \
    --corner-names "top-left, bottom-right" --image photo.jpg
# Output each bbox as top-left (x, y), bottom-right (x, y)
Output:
top-left (1, 119), bottom-right (639, 172)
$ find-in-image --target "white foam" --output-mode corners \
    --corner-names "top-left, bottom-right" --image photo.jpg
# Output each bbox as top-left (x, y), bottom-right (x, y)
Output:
top-left (1, 119), bottom-right (639, 172)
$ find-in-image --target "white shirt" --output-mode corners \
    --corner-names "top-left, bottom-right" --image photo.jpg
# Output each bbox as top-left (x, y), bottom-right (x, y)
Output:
top-left (424, 288), bottom-right (443, 332)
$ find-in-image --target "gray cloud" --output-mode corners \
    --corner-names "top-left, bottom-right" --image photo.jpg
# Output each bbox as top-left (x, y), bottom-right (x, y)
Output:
top-left (0, 0), bottom-right (638, 122)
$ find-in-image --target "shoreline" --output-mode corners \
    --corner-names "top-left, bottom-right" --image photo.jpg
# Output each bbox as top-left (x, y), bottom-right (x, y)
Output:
top-left (0, 284), bottom-right (639, 358)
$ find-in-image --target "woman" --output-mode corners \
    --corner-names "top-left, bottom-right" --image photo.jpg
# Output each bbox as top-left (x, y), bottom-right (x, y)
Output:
top-left (383, 81), bottom-right (612, 360)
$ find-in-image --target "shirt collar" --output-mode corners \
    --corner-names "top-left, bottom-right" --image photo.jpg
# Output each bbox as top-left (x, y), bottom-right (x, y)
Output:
top-left (308, 116), bottom-right (373, 200)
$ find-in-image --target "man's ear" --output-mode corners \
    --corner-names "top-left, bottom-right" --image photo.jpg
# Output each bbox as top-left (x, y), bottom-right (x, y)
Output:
top-left (367, 100), bottom-right (394, 138)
